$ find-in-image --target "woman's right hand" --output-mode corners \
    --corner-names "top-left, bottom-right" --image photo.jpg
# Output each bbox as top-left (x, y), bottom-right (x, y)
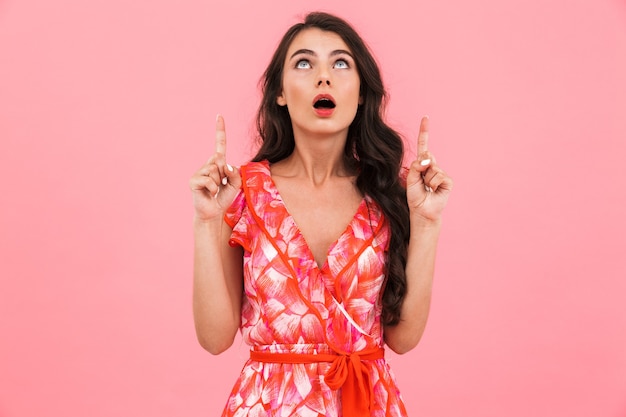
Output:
top-left (189, 115), bottom-right (242, 223)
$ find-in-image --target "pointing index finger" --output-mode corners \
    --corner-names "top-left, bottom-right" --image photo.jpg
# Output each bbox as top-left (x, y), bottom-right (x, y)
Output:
top-left (418, 116), bottom-right (429, 155)
top-left (215, 114), bottom-right (227, 155)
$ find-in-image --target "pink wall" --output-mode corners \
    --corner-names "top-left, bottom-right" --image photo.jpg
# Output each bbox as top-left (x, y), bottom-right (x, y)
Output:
top-left (1, 0), bottom-right (625, 416)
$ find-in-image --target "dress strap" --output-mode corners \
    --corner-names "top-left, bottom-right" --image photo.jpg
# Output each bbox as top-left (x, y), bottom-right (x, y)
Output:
top-left (250, 347), bottom-right (385, 417)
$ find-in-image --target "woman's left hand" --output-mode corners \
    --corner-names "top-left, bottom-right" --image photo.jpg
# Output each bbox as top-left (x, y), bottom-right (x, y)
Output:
top-left (405, 116), bottom-right (453, 223)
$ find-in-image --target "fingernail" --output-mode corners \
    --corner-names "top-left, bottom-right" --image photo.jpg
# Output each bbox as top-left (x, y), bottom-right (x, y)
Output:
top-left (216, 114), bottom-right (220, 122)
top-left (227, 164), bottom-right (233, 172)
top-left (420, 159), bottom-right (431, 166)
top-left (221, 177), bottom-right (228, 185)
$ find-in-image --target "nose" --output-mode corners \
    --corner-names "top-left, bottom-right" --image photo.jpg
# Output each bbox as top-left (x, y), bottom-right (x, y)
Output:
top-left (316, 68), bottom-right (331, 86)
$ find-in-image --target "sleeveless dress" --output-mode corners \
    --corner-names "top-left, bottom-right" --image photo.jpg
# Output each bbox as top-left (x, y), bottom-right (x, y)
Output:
top-left (222, 160), bottom-right (408, 416)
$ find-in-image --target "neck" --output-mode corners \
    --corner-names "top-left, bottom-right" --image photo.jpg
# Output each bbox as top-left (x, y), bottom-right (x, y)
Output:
top-left (275, 130), bottom-right (353, 186)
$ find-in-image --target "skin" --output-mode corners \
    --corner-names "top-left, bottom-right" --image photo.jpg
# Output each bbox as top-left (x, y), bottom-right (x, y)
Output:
top-left (273, 29), bottom-right (364, 268)
top-left (189, 28), bottom-right (453, 355)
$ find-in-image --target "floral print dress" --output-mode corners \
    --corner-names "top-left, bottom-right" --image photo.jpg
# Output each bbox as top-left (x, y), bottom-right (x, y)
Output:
top-left (222, 160), bottom-right (408, 417)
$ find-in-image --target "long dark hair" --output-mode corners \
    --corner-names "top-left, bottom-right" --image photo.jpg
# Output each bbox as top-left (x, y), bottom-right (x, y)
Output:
top-left (252, 12), bottom-right (410, 326)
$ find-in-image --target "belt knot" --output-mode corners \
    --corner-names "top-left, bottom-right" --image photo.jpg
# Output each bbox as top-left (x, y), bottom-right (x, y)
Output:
top-left (325, 349), bottom-right (383, 417)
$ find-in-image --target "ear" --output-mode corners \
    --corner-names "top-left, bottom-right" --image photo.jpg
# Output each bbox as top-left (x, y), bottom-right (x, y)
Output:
top-left (358, 95), bottom-right (363, 105)
top-left (277, 91), bottom-right (287, 107)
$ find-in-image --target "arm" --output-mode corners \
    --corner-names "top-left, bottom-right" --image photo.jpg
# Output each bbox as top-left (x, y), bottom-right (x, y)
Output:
top-left (192, 217), bottom-right (243, 355)
top-left (384, 116), bottom-right (453, 354)
top-left (189, 115), bottom-right (244, 354)
top-left (384, 219), bottom-right (441, 354)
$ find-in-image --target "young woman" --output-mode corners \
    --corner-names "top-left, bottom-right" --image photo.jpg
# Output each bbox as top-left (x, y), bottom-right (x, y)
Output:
top-left (189, 12), bottom-right (452, 417)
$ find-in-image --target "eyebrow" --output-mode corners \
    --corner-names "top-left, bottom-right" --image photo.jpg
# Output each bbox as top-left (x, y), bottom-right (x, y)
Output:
top-left (289, 48), bottom-right (354, 60)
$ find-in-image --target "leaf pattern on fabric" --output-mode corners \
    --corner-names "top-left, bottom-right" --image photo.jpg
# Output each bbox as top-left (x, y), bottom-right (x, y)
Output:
top-left (222, 161), bottom-right (408, 416)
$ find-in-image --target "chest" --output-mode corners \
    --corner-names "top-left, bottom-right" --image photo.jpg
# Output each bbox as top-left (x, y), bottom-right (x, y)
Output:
top-left (273, 179), bottom-right (364, 268)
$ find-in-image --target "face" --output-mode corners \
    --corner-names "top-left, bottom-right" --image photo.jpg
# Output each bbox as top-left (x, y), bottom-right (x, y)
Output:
top-left (277, 28), bottom-right (362, 139)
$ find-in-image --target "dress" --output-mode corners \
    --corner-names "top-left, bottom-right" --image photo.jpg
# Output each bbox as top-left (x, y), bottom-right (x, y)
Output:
top-left (222, 160), bottom-right (408, 417)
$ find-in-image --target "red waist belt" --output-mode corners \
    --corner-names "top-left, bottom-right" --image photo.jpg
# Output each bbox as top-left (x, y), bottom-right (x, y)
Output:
top-left (250, 347), bottom-right (385, 417)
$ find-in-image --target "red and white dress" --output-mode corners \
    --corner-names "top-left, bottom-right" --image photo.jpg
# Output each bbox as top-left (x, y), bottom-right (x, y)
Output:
top-left (222, 160), bottom-right (408, 417)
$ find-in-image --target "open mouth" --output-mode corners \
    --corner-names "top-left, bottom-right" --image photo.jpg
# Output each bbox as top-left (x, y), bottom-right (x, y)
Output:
top-left (313, 95), bottom-right (336, 109)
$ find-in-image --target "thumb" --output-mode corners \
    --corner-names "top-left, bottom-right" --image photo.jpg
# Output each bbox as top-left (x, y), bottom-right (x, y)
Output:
top-left (224, 163), bottom-right (242, 190)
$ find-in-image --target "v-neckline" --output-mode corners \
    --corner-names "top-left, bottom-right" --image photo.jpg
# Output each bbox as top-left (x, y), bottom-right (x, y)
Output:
top-left (264, 161), bottom-right (367, 271)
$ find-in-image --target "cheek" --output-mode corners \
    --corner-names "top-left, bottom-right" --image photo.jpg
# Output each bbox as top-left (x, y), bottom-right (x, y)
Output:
top-left (340, 77), bottom-right (362, 103)
top-left (282, 78), bottom-right (309, 103)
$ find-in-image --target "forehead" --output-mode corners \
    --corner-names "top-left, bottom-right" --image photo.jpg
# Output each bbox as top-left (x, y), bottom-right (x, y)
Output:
top-left (286, 28), bottom-right (352, 56)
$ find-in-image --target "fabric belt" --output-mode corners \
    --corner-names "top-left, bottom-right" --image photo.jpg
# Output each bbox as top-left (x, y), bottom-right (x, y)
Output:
top-left (250, 347), bottom-right (385, 417)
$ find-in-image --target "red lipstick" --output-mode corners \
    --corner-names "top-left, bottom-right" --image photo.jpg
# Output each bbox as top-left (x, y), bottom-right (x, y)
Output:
top-left (312, 94), bottom-right (336, 117)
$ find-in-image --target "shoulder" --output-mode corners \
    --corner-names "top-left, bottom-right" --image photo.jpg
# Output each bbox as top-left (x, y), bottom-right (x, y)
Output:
top-left (232, 159), bottom-right (281, 212)
top-left (241, 159), bottom-right (270, 178)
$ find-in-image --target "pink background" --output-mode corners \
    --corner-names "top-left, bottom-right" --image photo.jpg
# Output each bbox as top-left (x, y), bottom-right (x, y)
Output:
top-left (1, 0), bottom-right (625, 416)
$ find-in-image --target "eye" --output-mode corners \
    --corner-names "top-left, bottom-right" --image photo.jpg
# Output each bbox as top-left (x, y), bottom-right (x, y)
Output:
top-left (296, 59), bottom-right (311, 69)
top-left (334, 59), bottom-right (349, 69)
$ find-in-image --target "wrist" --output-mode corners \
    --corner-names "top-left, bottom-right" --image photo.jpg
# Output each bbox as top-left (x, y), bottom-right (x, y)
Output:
top-left (193, 215), bottom-right (223, 230)
top-left (409, 213), bottom-right (442, 230)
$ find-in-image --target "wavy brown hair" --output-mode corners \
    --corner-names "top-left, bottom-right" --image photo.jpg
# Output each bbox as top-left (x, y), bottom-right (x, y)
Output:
top-left (252, 12), bottom-right (410, 326)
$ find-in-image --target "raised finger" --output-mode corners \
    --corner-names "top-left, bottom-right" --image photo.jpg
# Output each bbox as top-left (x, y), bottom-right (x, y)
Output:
top-left (215, 114), bottom-right (227, 155)
top-left (418, 116), bottom-right (429, 156)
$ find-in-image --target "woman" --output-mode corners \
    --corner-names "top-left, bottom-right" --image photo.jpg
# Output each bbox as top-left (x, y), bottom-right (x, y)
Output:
top-left (189, 12), bottom-right (452, 417)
